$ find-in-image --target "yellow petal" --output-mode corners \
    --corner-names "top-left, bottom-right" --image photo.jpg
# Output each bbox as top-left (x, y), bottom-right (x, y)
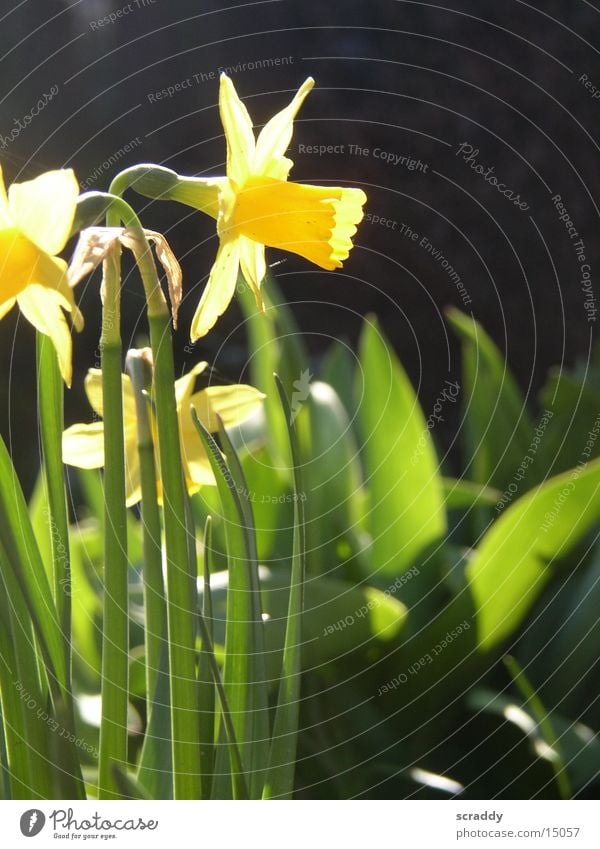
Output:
top-left (230, 176), bottom-right (366, 269)
top-left (219, 74), bottom-right (255, 186)
top-left (239, 235), bottom-right (266, 309)
top-left (253, 78), bottom-right (315, 180)
top-left (189, 384), bottom-right (266, 431)
top-left (179, 417), bottom-right (217, 489)
top-left (0, 297), bottom-right (15, 319)
top-left (190, 237), bottom-right (241, 341)
top-left (84, 369), bottom-right (137, 423)
top-left (8, 169), bottom-right (79, 255)
top-left (62, 421), bottom-right (105, 468)
top-left (0, 165), bottom-right (11, 227)
top-left (17, 284), bottom-right (73, 385)
top-left (124, 426), bottom-right (142, 507)
top-left (174, 361), bottom-right (209, 408)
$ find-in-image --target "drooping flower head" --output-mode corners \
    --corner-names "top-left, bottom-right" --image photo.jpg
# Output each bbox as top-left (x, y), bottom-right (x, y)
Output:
top-left (0, 167), bottom-right (82, 384)
top-left (62, 361), bottom-right (265, 506)
top-left (191, 75), bottom-right (367, 340)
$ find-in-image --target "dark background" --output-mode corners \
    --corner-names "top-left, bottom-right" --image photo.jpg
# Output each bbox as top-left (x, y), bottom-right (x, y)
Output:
top-left (1, 0), bottom-right (599, 489)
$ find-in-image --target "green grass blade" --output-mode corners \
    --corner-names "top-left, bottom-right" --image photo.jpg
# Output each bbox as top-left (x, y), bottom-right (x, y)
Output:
top-left (36, 333), bottom-right (72, 684)
top-left (504, 655), bottom-right (572, 799)
top-left (198, 517), bottom-right (216, 799)
top-left (262, 375), bottom-right (306, 799)
top-left (111, 763), bottom-right (152, 800)
top-left (191, 411), bottom-right (264, 798)
top-left (0, 434), bottom-right (67, 692)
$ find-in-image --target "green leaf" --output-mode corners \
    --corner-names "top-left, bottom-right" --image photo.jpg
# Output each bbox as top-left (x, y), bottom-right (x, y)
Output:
top-left (467, 457), bottom-right (600, 650)
top-left (504, 655), bottom-right (571, 799)
top-left (0, 434), bottom-right (67, 692)
top-left (198, 517), bottom-right (216, 799)
top-left (191, 412), bottom-right (266, 798)
top-left (357, 319), bottom-right (446, 583)
top-left (299, 382), bottom-right (364, 576)
top-left (447, 308), bottom-right (533, 490)
top-left (263, 375), bottom-right (306, 799)
top-left (442, 478), bottom-right (502, 510)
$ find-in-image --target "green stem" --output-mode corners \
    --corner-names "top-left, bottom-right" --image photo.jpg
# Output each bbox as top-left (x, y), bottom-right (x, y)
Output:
top-left (97, 242), bottom-right (129, 800)
top-left (125, 351), bottom-right (167, 706)
top-left (107, 178), bottom-right (201, 799)
top-left (148, 309), bottom-right (201, 799)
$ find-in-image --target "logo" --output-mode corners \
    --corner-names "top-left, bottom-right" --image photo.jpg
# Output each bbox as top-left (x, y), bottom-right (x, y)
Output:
top-left (20, 810), bottom-right (45, 837)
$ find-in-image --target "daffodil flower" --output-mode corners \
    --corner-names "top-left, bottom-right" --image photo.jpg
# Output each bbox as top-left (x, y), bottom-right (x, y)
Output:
top-left (0, 167), bottom-right (82, 384)
top-left (191, 74), bottom-right (367, 340)
top-left (62, 362), bottom-right (265, 506)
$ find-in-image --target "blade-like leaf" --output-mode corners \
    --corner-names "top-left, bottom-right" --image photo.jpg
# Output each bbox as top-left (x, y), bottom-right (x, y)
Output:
top-left (262, 375), bottom-right (306, 799)
top-left (191, 411), bottom-right (265, 798)
top-left (0, 434), bottom-right (67, 691)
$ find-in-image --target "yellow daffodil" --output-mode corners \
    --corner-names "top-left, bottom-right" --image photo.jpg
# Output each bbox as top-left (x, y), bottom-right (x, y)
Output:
top-left (0, 166), bottom-right (82, 384)
top-left (191, 74), bottom-right (367, 340)
top-left (62, 362), bottom-right (265, 506)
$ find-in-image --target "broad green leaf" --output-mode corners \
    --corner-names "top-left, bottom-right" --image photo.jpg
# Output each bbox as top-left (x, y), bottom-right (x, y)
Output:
top-left (299, 382), bottom-right (364, 576)
top-left (447, 308), bottom-right (533, 490)
top-left (534, 367), bottom-right (600, 478)
top-left (467, 457), bottom-right (600, 650)
top-left (357, 319), bottom-right (446, 583)
top-left (319, 339), bottom-right (358, 425)
top-left (263, 375), bottom-right (306, 799)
